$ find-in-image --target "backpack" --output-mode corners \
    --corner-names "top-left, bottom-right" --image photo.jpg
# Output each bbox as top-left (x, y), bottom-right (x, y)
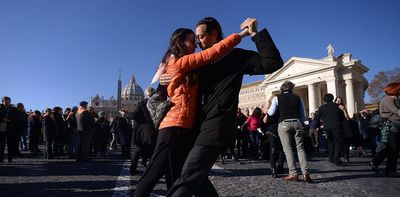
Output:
top-left (146, 85), bottom-right (171, 129)
top-left (368, 114), bottom-right (385, 129)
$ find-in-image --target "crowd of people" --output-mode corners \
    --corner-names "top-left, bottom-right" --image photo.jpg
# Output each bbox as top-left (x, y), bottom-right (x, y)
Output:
top-left (1, 16), bottom-right (399, 197)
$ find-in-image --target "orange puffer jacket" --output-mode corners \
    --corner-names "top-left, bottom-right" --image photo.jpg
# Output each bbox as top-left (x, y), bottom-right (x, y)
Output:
top-left (159, 34), bottom-right (241, 130)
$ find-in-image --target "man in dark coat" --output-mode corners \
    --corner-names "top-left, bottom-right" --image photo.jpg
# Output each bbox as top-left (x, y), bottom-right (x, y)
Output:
top-left (76, 101), bottom-right (95, 162)
top-left (116, 110), bottom-right (133, 159)
top-left (94, 111), bottom-right (110, 156)
top-left (0, 96), bottom-right (21, 162)
top-left (314, 93), bottom-right (346, 165)
top-left (166, 17), bottom-right (283, 196)
top-left (127, 86), bottom-right (157, 175)
top-left (29, 110), bottom-right (42, 153)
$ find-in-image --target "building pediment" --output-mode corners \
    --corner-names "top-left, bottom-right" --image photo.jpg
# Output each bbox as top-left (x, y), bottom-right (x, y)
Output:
top-left (265, 57), bottom-right (336, 82)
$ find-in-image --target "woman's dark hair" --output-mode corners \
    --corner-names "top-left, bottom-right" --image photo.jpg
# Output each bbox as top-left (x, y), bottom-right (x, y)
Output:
top-left (161, 28), bottom-right (194, 63)
top-left (334, 96), bottom-right (343, 105)
top-left (252, 107), bottom-right (262, 118)
top-left (196, 17), bottom-right (224, 41)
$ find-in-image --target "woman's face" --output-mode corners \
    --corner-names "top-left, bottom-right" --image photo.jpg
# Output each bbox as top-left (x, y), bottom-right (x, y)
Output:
top-left (183, 33), bottom-right (196, 54)
top-left (335, 97), bottom-right (342, 104)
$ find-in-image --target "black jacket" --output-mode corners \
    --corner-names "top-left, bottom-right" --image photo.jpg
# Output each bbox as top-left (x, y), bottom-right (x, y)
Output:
top-left (127, 99), bottom-right (157, 147)
top-left (315, 102), bottom-right (345, 130)
top-left (194, 28), bottom-right (283, 147)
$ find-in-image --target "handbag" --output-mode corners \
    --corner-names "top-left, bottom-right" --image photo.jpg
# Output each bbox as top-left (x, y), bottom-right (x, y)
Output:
top-left (146, 85), bottom-right (171, 129)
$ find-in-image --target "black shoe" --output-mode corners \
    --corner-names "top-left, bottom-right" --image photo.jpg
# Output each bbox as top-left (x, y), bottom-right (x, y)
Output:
top-left (8, 157), bottom-right (12, 162)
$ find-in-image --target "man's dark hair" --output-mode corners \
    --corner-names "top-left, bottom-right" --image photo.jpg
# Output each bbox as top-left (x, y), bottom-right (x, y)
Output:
top-left (196, 17), bottom-right (223, 41)
top-left (324, 93), bottom-right (334, 102)
top-left (280, 81), bottom-right (295, 92)
top-left (1, 96), bottom-right (11, 102)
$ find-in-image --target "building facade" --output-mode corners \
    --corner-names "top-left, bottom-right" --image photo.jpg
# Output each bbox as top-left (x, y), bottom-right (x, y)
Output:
top-left (89, 74), bottom-right (144, 118)
top-left (238, 45), bottom-right (369, 116)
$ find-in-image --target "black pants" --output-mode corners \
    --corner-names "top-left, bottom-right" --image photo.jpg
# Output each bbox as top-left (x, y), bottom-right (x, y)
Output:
top-left (268, 133), bottom-right (285, 170)
top-left (373, 126), bottom-right (400, 172)
top-left (325, 128), bottom-right (344, 163)
top-left (166, 145), bottom-right (221, 197)
top-left (133, 127), bottom-right (195, 197)
top-left (131, 144), bottom-right (152, 171)
top-left (0, 132), bottom-right (18, 161)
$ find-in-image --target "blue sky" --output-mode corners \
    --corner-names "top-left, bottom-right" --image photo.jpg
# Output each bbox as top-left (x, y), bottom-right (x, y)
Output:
top-left (1, 0), bottom-right (399, 111)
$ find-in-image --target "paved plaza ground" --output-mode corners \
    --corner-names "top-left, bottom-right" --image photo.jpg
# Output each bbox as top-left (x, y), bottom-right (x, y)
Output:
top-left (1, 149), bottom-right (400, 197)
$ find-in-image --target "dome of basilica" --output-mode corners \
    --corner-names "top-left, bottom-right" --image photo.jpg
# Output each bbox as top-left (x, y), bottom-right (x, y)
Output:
top-left (121, 74), bottom-right (144, 100)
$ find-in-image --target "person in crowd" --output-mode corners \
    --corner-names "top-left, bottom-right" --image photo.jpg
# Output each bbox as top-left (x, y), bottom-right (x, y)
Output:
top-left (63, 108), bottom-right (72, 156)
top-left (371, 82), bottom-right (400, 177)
top-left (65, 106), bottom-right (78, 158)
top-left (29, 110), bottom-right (42, 153)
top-left (109, 117), bottom-right (118, 150)
top-left (53, 106), bottom-right (65, 156)
top-left (244, 107), bottom-right (263, 160)
top-left (334, 97), bottom-right (353, 164)
top-left (16, 103), bottom-right (29, 152)
top-left (116, 110), bottom-right (133, 159)
top-left (94, 111), bottom-right (110, 157)
top-left (351, 112), bottom-right (367, 157)
top-left (164, 17), bottom-right (283, 196)
top-left (134, 21), bottom-right (249, 197)
top-left (235, 108), bottom-right (248, 159)
top-left (263, 94), bottom-right (285, 178)
top-left (267, 81), bottom-right (311, 182)
top-left (308, 112), bottom-right (321, 153)
top-left (315, 94), bottom-right (346, 166)
top-left (126, 86), bottom-right (157, 175)
top-left (366, 109), bottom-right (379, 157)
top-left (43, 108), bottom-right (56, 159)
top-left (76, 101), bottom-right (95, 162)
top-left (0, 96), bottom-right (21, 162)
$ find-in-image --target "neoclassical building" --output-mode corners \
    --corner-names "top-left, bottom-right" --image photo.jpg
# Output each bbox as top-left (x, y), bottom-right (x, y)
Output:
top-left (89, 74), bottom-right (144, 117)
top-left (239, 45), bottom-right (369, 116)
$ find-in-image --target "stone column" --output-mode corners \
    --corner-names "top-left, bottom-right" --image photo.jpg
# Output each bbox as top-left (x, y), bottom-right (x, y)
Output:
top-left (308, 83), bottom-right (317, 115)
top-left (326, 79), bottom-right (339, 98)
top-left (345, 79), bottom-right (356, 116)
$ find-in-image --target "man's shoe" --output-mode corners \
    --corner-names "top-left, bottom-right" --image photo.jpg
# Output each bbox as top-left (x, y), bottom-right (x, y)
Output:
top-left (282, 174), bottom-right (298, 181)
top-left (303, 174), bottom-right (313, 183)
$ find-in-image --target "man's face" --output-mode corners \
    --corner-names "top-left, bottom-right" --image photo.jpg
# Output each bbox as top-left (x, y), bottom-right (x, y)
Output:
top-left (2, 99), bottom-right (10, 106)
top-left (195, 24), bottom-right (218, 50)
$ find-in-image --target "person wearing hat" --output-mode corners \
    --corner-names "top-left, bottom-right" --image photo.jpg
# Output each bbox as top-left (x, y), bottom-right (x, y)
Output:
top-left (94, 111), bottom-right (110, 157)
top-left (75, 101), bottom-right (95, 161)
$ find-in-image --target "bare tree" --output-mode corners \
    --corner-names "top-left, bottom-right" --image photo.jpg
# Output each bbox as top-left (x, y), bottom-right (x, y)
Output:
top-left (367, 67), bottom-right (400, 102)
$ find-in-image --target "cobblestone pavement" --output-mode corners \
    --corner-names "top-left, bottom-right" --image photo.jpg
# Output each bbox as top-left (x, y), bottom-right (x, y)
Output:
top-left (1, 149), bottom-right (400, 197)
